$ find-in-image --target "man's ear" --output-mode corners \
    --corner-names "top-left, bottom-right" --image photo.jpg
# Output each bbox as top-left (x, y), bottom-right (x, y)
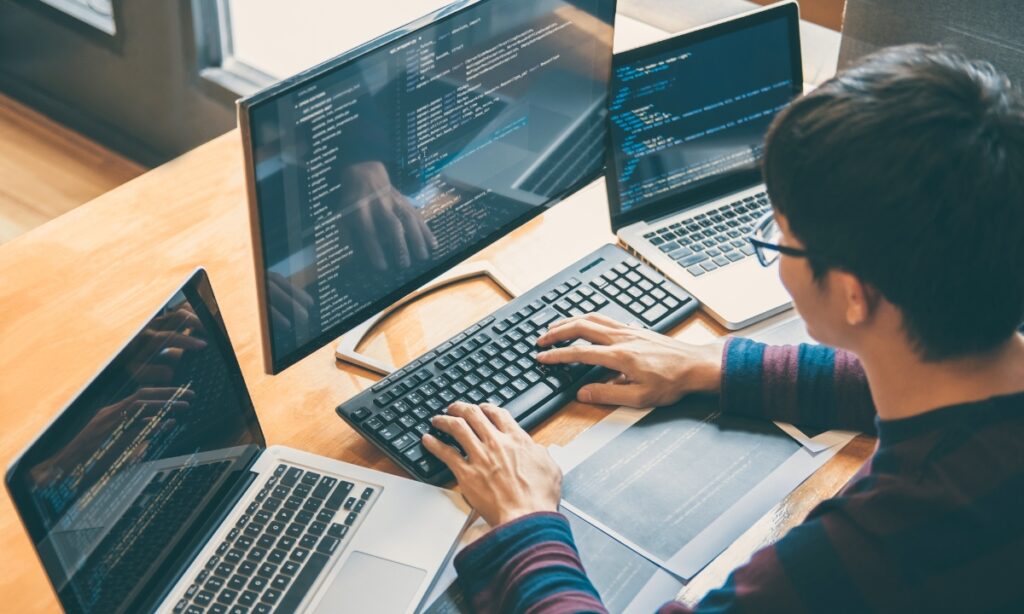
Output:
top-left (833, 271), bottom-right (876, 326)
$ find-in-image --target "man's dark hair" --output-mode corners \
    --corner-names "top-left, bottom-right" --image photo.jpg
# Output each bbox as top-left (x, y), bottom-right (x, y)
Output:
top-left (763, 44), bottom-right (1024, 361)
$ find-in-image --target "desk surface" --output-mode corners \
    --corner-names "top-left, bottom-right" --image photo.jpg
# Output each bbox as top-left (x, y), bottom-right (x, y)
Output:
top-left (0, 13), bottom-right (860, 610)
top-left (0, 127), bottom-right (874, 611)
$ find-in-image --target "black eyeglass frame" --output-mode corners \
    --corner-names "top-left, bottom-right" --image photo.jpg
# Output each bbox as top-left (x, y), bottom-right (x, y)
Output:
top-left (747, 211), bottom-right (811, 267)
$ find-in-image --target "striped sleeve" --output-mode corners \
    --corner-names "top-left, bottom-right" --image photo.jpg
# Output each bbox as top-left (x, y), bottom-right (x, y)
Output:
top-left (720, 337), bottom-right (876, 434)
top-left (454, 509), bottom-right (875, 614)
top-left (454, 512), bottom-right (608, 613)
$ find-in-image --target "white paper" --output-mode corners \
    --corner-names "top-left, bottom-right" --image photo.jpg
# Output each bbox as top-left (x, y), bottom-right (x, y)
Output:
top-left (557, 403), bottom-right (856, 580)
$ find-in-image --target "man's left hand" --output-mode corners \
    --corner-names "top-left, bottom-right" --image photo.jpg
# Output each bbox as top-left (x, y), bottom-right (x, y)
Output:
top-left (423, 402), bottom-right (562, 527)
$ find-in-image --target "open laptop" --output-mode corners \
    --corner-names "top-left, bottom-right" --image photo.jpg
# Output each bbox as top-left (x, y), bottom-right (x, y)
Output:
top-left (5, 269), bottom-right (470, 614)
top-left (606, 1), bottom-right (802, 329)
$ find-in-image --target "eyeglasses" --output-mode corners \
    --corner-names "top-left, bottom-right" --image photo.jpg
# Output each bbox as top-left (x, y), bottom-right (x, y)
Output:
top-left (747, 212), bottom-right (811, 267)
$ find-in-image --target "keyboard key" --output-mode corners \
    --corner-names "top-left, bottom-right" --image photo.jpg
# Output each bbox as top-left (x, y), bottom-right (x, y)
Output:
top-left (248, 576), bottom-right (268, 592)
top-left (227, 575), bottom-right (246, 590)
top-left (687, 265), bottom-right (705, 277)
top-left (262, 589), bottom-right (282, 605)
top-left (238, 561), bottom-right (257, 576)
top-left (217, 589), bottom-right (238, 604)
top-left (678, 253), bottom-right (709, 267)
top-left (502, 380), bottom-right (556, 419)
top-left (415, 455), bottom-right (442, 476)
top-left (641, 304), bottom-right (669, 324)
top-left (403, 443), bottom-right (425, 463)
top-left (282, 468), bottom-right (303, 487)
top-left (378, 423), bottom-right (403, 442)
top-left (323, 481), bottom-right (353, 511)
top-left (206, 577), bottom-right (225, 592)
top-left (532, 309), bottom-right (557, 329)
top-left (195, 591), bottom-right (215, 606)
top-left (267, 549), bottom-right (285, 564)
top-left (309, 520), bottom-right (327, 536)
top-left (238, 591), bottom-right (258, 607)
top-left (281, 561), bottom-right (301, 576)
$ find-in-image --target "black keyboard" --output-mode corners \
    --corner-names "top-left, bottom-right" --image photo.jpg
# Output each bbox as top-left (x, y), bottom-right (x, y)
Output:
top-left (336, 244), bottom-right (699, 485)
top-left (174, 464), bottom-right (377, 614)
top-left (644, 191), bottom-right (771, 276)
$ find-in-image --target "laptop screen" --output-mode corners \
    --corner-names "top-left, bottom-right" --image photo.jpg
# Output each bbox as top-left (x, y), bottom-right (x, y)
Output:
top-left (606, 3), bottom-right (802, 229)
top-left (5, 270), bottom-right (264, 614)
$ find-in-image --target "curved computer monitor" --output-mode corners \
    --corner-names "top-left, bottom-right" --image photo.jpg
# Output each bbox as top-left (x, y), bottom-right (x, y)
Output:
top-left (239, 0), bottom-right (617, 373)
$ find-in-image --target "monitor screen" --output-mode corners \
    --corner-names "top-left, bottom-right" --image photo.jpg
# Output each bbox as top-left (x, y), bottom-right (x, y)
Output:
top-left (6, 271), bottom-right (264, 614)
top-left (241, 0), bottom-right (616, 373)
top-left (607, 5), bottom-right (801, 224)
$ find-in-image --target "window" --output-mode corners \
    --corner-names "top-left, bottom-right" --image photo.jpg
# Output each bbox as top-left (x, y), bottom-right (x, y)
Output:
top-left (36, 0), bottom-right (115, 34)
top-left (204, 0), bottom-right (454, 95)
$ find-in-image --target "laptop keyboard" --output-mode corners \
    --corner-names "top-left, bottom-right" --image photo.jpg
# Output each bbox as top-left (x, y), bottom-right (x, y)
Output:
top-left (337, 244), bottom-right (699, 485)
top-left (644, 191), bottom-right (771, 276)
top-left (174, 464), bottom-right (376, 614)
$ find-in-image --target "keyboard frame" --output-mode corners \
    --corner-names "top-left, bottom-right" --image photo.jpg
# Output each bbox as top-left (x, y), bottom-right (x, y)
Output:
top-left (337, 243), bottom-right (699, 485)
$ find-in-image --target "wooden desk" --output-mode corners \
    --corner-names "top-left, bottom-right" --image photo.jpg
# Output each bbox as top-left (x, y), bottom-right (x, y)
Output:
top-left (0, 130), bottom-right (873, 611)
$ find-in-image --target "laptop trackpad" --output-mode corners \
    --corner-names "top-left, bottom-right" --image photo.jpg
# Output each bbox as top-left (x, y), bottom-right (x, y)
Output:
top-left (313, 551), bottom-right (426, 614)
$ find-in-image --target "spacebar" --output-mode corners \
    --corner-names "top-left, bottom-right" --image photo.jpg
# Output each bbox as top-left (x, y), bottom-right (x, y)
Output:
top-left (276, 552), bottom-right (330, 614)
top-left (503, 381), bottom-right (556, 419)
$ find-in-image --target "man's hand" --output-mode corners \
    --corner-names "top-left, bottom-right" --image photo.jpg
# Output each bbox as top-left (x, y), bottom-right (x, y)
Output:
top-left (422, 402), bottom-right (562, 527)
top-left (342, 161), bottom-right (437, 271)
top-left (536, 313), bottom-right (725, 407)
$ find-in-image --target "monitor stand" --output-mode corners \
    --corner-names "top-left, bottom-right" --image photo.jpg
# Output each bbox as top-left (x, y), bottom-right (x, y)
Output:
top-left (334, 261), bottom-right (520, 375)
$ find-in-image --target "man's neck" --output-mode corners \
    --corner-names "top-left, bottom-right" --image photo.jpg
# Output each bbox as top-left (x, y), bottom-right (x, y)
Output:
top-left (858, 333), bottom-right (1024, 422)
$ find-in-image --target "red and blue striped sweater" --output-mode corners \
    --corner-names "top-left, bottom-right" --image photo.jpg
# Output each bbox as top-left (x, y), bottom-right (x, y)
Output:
top-left (453, 338), bottom-right (1024, 613)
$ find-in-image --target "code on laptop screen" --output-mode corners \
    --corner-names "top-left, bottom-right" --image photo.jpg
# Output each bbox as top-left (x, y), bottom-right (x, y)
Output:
top-left (609, 13), bottom-right (798, 214)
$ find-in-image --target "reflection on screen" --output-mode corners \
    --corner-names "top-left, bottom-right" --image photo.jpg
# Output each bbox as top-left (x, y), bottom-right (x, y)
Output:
top-left (610, 16), bottom-right (796, 213)
top-left (247, 0), bottom-right (615, 371)
top-left (16, 284), bottom-right (262, 614)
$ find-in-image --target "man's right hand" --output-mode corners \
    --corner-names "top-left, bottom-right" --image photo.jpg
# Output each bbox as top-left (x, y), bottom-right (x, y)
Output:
top-left (536, 313), bottom-right (725, 407)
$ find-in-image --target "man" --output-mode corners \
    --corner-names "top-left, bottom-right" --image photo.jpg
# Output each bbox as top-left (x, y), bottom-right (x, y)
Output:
top-left (418, 45), bottom-right (1024, 612)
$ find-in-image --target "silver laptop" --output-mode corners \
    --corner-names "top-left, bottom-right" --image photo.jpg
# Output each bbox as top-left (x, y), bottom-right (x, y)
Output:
top-left (606, 2), bottom-right (801, 329)
top-left (5, 269), bottom-right (470, 614)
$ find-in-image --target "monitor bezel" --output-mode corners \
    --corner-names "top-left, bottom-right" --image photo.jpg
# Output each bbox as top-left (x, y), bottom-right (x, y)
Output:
top-left (238, 0), bottom-right (618, 374)
top-left (604, 0), bottom-right (803, 233)
top-left (4, 268), bottom-right (266, 612)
